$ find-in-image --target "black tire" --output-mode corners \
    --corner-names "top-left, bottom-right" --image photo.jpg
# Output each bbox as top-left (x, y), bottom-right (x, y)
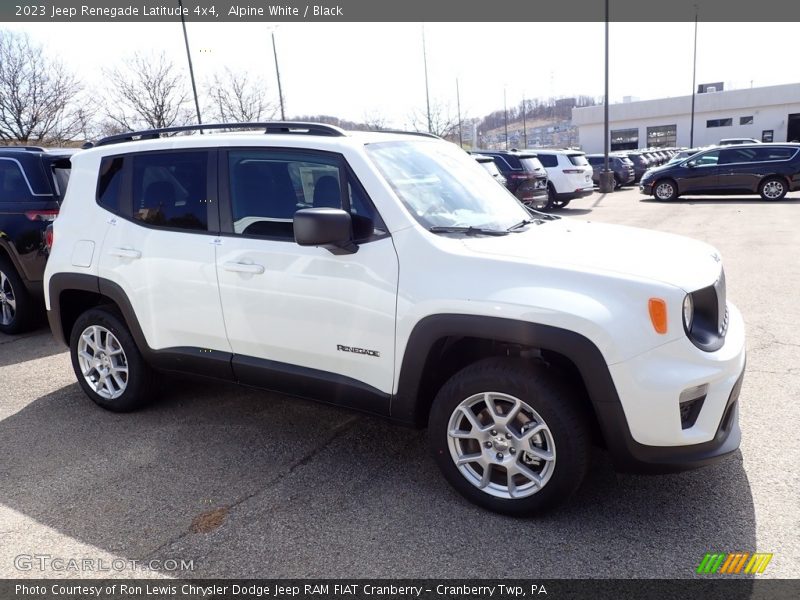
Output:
top-left (759, 176), bottom-right (787, 201)
top-left (653, 179), bottom-right (678, 202)
top-left (428, 357), bottom-right (590, 516)
top-left (0, 256), bottom-right (36, 335)
top-left (542, 183), bottom-right (556, 210)
top-left (614, 174), bottom-right (622, 190)
top-left (69, 307), bottom-right (158, 412)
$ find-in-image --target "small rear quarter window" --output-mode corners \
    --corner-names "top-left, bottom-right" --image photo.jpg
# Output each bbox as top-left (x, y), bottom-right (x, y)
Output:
top-left (97, 156), bottom-right (125, 213)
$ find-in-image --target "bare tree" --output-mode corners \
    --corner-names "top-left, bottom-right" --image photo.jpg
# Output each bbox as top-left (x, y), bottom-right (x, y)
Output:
top-left (410, 101), bottom-right (459, 139)
top-left (104, 52), bottom-right (191, 131)
top-left (206, 68), bottom-right (276, 123)
top-left (362, 110), bottom-right (388, 131)
top-left (0, 30), bottom-right (82, 144)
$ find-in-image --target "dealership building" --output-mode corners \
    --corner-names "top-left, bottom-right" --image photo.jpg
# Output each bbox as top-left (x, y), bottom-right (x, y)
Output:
top-left (572, 82), bottom-right (800, 153)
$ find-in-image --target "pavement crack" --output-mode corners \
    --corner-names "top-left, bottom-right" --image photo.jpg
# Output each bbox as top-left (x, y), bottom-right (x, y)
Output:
top-left (0, 333), bottom-right (42, 346)
top-left (138, 414), bottom-right (362, 562)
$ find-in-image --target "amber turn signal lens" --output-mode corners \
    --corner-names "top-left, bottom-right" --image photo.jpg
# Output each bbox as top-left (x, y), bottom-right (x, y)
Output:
top-left (648, 298), bottom-right (668, 334)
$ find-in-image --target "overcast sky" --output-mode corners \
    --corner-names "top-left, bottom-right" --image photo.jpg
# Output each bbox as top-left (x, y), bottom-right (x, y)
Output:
top-left (6, 21), bottom-right (799, 128)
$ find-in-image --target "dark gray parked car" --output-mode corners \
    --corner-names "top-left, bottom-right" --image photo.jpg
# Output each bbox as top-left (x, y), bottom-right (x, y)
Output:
top-left (586, 154), bottom-right (636, 189)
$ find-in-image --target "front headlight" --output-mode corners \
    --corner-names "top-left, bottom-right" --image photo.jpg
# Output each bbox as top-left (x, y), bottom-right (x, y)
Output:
top-left (683, 294), bottom-right (694, 331)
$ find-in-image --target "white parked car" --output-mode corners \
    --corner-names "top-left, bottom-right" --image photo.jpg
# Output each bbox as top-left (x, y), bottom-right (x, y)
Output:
top-left (45, 122), bottom-right (746, 516)
top-left (528, 149), bottom-right (594, 208)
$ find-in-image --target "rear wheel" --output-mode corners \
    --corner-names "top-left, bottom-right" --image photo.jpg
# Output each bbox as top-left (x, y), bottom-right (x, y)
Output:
top-left (70, 307), bottom-right (158, 412)
top-left (653, 179), bottom-right (678, 201)
top-left (0, 258), bottom-right (36, 335)
top-left (428, 358), bottom-right (590, 516)
top-left (759, 177), bottom-right (787, 201)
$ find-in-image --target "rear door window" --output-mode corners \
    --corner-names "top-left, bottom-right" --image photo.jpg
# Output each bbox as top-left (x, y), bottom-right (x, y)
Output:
top-left (535, 154), bottom-right (558, 168)
top-left (0, 159), bottom-right (32, 201)
top-left (131, 151), bottom-right (209, 231)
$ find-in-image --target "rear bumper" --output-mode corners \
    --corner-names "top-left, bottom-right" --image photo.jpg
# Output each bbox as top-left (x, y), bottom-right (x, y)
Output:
top-left (559, 189), bottom-right (594, 200)
top-left (515, 187), bottom-right (548, 209)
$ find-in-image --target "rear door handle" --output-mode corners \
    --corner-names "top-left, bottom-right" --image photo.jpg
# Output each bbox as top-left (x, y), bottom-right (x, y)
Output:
top-left (109, 247), bottom-right (141, 259)
top-left (223, 262), bottom-right (265, 275)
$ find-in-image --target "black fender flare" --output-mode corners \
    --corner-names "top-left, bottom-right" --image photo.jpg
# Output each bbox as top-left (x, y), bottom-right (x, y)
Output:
top-left (390, 314), bottom-right (622, 426)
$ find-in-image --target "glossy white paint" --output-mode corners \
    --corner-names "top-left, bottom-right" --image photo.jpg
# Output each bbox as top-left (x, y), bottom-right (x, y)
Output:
top-left (216, 235), bottom-right (398, 393)
top-left (46, 130), bottom-right (746, 449)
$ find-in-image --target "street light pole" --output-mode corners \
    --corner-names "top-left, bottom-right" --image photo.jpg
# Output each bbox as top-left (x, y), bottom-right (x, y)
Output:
top-left (272, 30), bottom-right (286, 120)
top-left (456, 78), bottom-right (463, 148)
top-left (598, 0), bottom-right (615, 193)
top-left (504, 87), bottom-right (509, 150)
top-left (422, 25), bottom-right (432, 133)
top-left (689, 6), bottom-right (698, 147)
top-left (178, 0), bottom-right (202, 127)
top-left (522, 93), bottom-right (527, 149)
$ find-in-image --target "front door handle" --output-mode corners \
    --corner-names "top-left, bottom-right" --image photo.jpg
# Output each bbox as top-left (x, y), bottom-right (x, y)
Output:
top-left (109, 247), bottom-right (141, 259)
top-left (223, 262), bottom-right (265, 275)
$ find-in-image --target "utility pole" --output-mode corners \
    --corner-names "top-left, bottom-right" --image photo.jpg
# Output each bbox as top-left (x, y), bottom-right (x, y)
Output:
top-left (271, 30), bottom-right (286, 120)
top-left (422, 25), bottom-right (432, 133)
top-left (689, 6), bottom-right (699, 147)
top-left (503, 87), bottom-right (509, 150)
top-left (522, 93), bottom-right (528, 149)
top-left (456, 78), bottom-right (463, 148)
top-left (178, 0), bottom-right (202, 127)
top-left (598, 0), bottom-right (615, 193)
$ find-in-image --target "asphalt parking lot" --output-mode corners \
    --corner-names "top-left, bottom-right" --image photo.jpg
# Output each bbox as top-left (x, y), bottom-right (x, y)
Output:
top-left (1, 186), bottom-right (798, 580)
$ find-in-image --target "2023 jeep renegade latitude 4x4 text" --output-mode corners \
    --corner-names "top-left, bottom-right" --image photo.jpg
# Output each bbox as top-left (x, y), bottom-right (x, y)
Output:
top-left (44, 123), bottom-right (746, 515)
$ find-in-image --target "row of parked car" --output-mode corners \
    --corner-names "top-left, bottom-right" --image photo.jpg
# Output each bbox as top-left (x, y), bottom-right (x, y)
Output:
top-left (470, 147), bottom-right (682, 209)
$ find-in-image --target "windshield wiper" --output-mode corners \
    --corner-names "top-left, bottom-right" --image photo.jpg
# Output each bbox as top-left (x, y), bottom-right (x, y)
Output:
top-left (428, 225), bottom-right (509, 236)
top-left (525, 207), bottom-right (560, 220)
top-left (506, 218), bottom-right (544, 231)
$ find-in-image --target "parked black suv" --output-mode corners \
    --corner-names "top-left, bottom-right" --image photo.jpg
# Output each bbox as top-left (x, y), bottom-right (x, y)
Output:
top-left (0, 147), bottom-right (73, 334)
top-left (618, 152), bottom-right (650, 182)
top-left (586, 154), bottom-right (636, 189)
top-left (476, 150), bottom-right (548, 209)
top-left (472, 153), bottom-right (507, 186)
top-left (640, 143), bottom-right (800, 201)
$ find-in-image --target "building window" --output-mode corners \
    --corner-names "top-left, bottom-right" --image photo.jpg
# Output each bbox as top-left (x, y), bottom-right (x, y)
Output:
top-left (646, 125), bottom-right (676, 148)
top-left (610, 128), bottom-right (639, 151)
top-left (762, 130), bottom-right (774, 142)
top-left (707, 118), bottom-right (733, 128)
top-left (740, 116), bottom-right (753, 125)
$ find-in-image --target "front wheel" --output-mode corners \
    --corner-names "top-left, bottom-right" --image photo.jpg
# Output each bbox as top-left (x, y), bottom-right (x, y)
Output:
top-left (428, 358), bottom-right (590, 516)
top-left (70, 307), bottom-right (158, 412)
top-left (759, 177), bottom-right (787, 201)
top-left (653, 179), bottom-right (678, 201)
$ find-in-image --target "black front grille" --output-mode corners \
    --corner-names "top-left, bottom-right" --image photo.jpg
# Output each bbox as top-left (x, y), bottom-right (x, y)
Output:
top-left (680, 395), bottom-right (706, 429)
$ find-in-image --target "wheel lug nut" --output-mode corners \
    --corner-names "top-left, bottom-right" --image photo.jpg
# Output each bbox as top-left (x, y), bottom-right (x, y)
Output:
top-left (496, 452), bottom-right (503, 460)
top-left (484, 441), bottom-right (492, 448)
top-left (505, 432), bottom-right (512, 439)
top-left (490, 430), bottom-right (497, 436)
top-left (509, 447), bottom-right (516, 455)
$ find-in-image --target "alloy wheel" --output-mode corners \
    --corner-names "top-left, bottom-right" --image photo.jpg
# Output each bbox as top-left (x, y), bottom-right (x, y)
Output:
top-left (655, 182), bottom-right (674, 200)
top-left (762, 180), bottom-right (784, 199)
top-left (446, 392), bottom-right (556, 499)
top-left (0, 270), bottom-right (16, 326)
top-left (77, 325), bottom-right (129, 400)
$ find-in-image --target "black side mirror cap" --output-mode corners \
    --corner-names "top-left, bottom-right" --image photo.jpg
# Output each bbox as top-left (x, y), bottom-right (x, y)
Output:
top-left (294, 208), bottom-right (357, 255)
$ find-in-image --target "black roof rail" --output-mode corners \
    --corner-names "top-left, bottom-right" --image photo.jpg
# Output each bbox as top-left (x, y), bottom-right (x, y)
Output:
top-left (0, 146), bottom-right (46, 152)
top-left (90, 121), bottom-right (347, 148)
top-left (366, 129), bottom-right (441, 140)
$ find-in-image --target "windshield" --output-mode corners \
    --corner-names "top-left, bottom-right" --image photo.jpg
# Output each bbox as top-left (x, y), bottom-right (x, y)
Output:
top-left (519, 157), bottom-right (545, 172)
top-left (365, 141), bottom-right (530, 230)
top-left (479, 160), bottom-right (502, 178)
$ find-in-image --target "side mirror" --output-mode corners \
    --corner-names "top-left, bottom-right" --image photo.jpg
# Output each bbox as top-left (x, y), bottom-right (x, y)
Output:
top-left (685, 161), bottom-right (695, 168)
top-left (294, 208), bottom-right (357, 255)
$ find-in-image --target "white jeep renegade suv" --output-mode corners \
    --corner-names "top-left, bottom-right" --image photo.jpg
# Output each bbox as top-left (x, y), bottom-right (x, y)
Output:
top-left (45, 122), bottom-right (746, 515)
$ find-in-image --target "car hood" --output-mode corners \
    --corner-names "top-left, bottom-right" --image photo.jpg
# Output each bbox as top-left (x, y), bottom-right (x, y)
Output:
top-left (461, 219), bottom-right (721, 292)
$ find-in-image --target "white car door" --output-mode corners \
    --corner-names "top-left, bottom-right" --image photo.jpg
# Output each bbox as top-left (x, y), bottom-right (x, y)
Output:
top-left (97, 149), bottom-right (230, 355)
top-left (215, 148), bottom-right (398, 412)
